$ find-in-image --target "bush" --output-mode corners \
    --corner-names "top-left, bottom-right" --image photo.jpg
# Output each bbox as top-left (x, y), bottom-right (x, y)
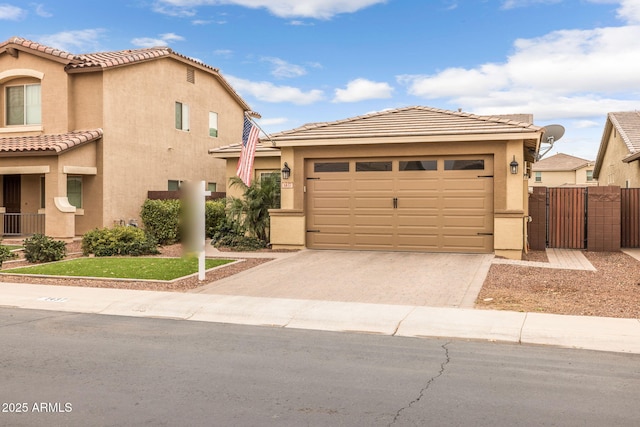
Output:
top-left (210, 218), bottom-right (267, 251)
top-left (205, 199), bottom-right (227, 239)
top-left (82, 226), bottom-right (159, 257)
top-left (140, 199), bottom-right (181, 245)
top-left (0, 244), bottom-right (17, 267)
top-left (23, 234), bottom-right (67, 263)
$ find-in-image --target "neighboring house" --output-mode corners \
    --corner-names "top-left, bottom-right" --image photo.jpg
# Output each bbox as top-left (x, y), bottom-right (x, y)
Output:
top-left (0, 36), bottom-right (255, 239)
top-left (243, 106), bottom-right (544, 260)
top-left (593, 111), bottom-right (640, 187)
top-left (528, 153), bottom-right (596, 188)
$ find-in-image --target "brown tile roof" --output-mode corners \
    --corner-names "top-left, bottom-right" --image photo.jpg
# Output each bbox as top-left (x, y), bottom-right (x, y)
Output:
top-left (0, 129), bottom-right (103, 155)
top-left (267, 106), bottom-right (542, 141)
top-left (1, 36), bottom-right (256, 116)
top-left (532, 153), bottom-right (593, 171)
top-left (0, 36), bottom-right (81, 63)
top-left (609, 111), bottom-right (640, 155)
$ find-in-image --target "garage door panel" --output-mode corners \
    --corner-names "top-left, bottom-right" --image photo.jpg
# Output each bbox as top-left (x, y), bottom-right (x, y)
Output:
top-left (306, 156), bottom-right (494, 253)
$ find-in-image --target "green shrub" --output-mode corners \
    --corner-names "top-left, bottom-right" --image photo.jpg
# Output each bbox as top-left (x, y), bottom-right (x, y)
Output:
top-left (23, 234), bottom-right (67, 263)
top-left (140, 199), bottom-right (181, 245)
top-left (0, 245), bottom-right (17, 267)
top-left (205, 199), bottom-right (227, 239)
top-left (82, 226), bottom-right (159, 257)
top-left (210, 218), bottom-right (267, 251)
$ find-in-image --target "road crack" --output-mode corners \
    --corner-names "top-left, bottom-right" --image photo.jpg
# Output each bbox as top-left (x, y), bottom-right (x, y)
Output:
top-left (389, 341), bottom-right (450, 426)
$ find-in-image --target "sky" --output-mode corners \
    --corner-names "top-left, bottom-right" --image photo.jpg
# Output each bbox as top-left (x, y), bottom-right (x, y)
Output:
top-left (2, 0), bottom-right (640, 160)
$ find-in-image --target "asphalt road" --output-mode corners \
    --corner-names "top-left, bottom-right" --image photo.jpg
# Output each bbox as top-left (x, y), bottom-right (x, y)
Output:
top-left (1, 307), bottom-right (639, 426)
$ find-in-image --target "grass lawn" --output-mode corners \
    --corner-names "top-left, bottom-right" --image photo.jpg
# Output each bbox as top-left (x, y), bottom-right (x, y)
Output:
top-left (5, 257), bottom-right (234, 281)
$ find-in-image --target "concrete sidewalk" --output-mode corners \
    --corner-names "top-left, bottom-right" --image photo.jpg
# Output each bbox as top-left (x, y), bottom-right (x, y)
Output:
top-left (1, 281), bottom-right (639, 354)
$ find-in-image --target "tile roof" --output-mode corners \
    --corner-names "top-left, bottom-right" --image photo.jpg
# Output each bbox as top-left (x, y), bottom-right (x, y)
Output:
top-left (0, 129), bottom-right (103, 155)
top-left (608, 111), bottom-right (640, 155)
top-left (1, 36), bottom-right (256, 116)
top-left (267, 106), bottom-right (542, 141)
top-left (532, 153), bottom-right (593, 171)
top-left (0, 36), bottom-right (80, 63)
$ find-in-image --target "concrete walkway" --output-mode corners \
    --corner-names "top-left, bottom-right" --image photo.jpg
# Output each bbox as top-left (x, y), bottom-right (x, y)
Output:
top-left (1, 281), bottom-right (638, 354)
top-left (492, 248), bottom-right (596, 271)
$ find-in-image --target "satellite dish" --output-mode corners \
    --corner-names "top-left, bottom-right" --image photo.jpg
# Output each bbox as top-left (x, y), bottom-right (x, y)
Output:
top-left (537, 124), bottom-right (565, 160)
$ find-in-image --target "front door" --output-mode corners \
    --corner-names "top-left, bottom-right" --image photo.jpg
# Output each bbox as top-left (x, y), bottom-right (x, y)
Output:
top-left (3, 175), bottom-right (21, 234)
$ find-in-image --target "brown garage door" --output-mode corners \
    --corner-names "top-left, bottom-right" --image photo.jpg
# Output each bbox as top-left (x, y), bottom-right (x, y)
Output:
top-left (305, 156), bottom-right (494, 253)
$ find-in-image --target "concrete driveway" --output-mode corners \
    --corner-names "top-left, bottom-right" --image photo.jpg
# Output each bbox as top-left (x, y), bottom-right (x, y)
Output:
top-left (194, 250), bottom-right (494, 308)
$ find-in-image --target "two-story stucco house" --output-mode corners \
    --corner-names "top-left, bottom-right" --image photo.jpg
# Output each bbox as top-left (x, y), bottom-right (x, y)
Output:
top-left (528, 153), bottom-right (597, 188)
top-left (593, 111), bottom-right (640, 187)
top-left (0, 36), bottom-right (255, 239)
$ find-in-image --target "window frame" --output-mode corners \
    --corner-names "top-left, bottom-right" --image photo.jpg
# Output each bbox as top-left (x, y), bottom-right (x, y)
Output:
top-left (67, 175), bottom-right (83, 209)
top-left (175, 101), bottom-right (190, 131)
top-left (5, 83), bottom-right (42, 126)
top-left (209, 112), bottom-right (218, 137)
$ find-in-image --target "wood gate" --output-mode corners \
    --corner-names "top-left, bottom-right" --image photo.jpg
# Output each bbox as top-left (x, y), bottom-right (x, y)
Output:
top-left (547, 187), bottom-right (587, 249)
top-left (621, 188), bottom-right (640, 248)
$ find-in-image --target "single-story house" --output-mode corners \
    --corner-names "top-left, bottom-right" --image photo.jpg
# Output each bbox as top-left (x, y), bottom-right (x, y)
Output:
top-left (214, 106), bottom-right (546, 260)
top-left (593, 111), bottom-right (640, 187)
top-left (0, 36), bottom-right (255, 239)
top-left (528, 153), bottom-right (596, 188)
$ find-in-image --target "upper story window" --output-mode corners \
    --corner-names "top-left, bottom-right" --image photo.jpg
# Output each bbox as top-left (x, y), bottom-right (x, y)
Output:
top-left (535, 171), bottom-right (542, 182)
top-left (209, 112), bottom-right (218, 137)
top-left (5, 83), bottom-right (41, 126)
top-left (586, 170), bottom-right (594, 182)
top-left (175, 101), bottom-right (190, 131)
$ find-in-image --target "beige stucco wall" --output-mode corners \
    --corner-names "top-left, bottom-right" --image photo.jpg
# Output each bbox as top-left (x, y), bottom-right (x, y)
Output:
top-left (598, 131), bottom-right (640, 187)
top-left (271, 137), bottom-right (531, 259)
top-left (528, 165), bottom-right (596, 187)
top-left (98, 59), bottom-right (245, 228)
top-left (224, 155), bottom-right (281, 199)
top-left (1, 48), bottom-right (250, 237)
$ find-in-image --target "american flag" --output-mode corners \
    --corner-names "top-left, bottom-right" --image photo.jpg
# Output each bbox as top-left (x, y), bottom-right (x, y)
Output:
top-left (236, 116), bottom-right (260, 186)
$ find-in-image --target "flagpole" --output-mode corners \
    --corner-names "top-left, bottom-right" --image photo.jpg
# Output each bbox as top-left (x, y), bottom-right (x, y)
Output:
top-left (244, 112), bottom-right (276, 147)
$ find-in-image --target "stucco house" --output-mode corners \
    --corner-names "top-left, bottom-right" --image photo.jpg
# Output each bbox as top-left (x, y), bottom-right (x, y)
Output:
top-left (528, 153), bottom-right (596, 188)
top-left (593, 111), bottom-right (640, 187)
top-left (219, 107), bottom-right (544, 260)
top-left (0, 36), bottom-right (255, 239)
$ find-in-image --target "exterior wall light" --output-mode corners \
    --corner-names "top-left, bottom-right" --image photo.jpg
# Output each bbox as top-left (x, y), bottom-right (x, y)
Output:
top-left (510, 156), bottom-right (519, 175)
top-left (281, 162), bottom-right (291, 180)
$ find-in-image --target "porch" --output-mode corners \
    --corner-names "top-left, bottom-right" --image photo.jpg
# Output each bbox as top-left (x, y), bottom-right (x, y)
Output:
top-left (0, 212), bottom-right (45, 237)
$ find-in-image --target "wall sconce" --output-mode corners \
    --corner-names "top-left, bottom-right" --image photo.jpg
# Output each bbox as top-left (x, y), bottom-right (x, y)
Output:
top-left (510, 155), bottom-right (519, 175)
top-left (281, 162), bottom-right (291, 180)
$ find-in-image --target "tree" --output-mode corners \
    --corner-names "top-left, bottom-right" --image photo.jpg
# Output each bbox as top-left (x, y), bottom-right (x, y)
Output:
top-left (227, 173), bottom-right (281, 242)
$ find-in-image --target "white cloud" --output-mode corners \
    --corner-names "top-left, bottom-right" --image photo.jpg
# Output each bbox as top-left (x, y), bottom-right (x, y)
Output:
top-left (39, 29), bottom-right (105, 52)
top-left (226, 75), bottom-right (324, 104)
top-left (262, 57), bottom-right (307, 78)
top-left (34, 3), bottom-right (52, 17)
top-left (398, 1), bottom-right (640, 123)
top-left (0, 4), bottom-right (26, 20)
top-left (154, 0), bottom-right (387, 19)
top-left (501, 0), bottom-right (562, 10)
top-left (259, 117), bottom-right (288, 126)
top-left (131, 33), bottom-right (185, 47)
top-left (333, 78), bottom-right (394, 103)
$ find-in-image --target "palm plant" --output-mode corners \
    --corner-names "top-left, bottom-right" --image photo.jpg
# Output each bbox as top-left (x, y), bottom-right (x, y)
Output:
top-left (227, 173), bottom-right (281, 242)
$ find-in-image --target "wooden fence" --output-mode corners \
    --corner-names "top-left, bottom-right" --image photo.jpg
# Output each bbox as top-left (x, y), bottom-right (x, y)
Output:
top-left (529, 186), bottom-right (637, 250)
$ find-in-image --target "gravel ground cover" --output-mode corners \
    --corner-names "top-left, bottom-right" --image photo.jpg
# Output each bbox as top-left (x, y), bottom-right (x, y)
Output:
top-left (477, 251), bottom-right (640, 319)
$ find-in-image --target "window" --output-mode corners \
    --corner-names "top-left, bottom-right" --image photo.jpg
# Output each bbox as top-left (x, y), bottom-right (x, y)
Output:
top-left (314, 162), bottom-right (349, 173)
top-left (399, 160), bottom-right (437, 171)
top-left (67, 176), bottom-right (82, 208)
top-left (444, 159), bottom-right (484, 170)
top-left (6, 84), bottom-right (41, 125)
top-left (586, 170), bottom-right (594, 182)
top-left (207, 182), bottom-right (217, 192)
top-left (168, 180), bottom-right (182, 191)
top-left (175, 102), bottom-right (189, 131)
top-left (40, 175), bottom-right (45, 209)
top-left (535, 171), bottom-right (542, 182)
top-left (356, 161), bottom-right (392, 172)
top-left (209, 112), bottom-right (218, 137)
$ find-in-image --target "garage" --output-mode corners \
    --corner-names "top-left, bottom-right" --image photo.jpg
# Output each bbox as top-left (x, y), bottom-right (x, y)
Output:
top-left (305, 155), bottom-right (494, 252)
